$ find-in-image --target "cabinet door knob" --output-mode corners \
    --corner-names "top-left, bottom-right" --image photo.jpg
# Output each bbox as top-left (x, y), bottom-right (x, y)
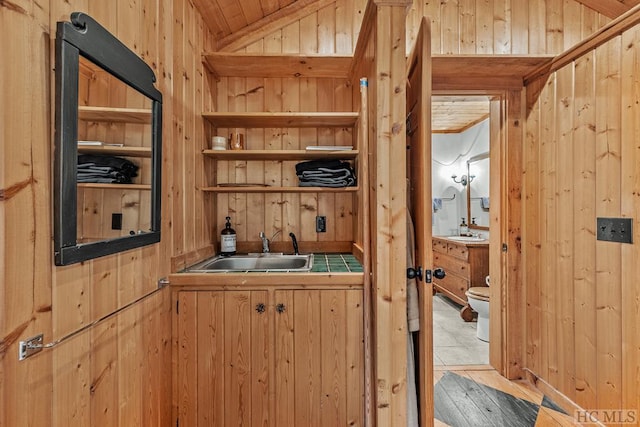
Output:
top-left (255, 303), bottom-right (266, 314)
top-left (276, 303), bottom-right (286, 314)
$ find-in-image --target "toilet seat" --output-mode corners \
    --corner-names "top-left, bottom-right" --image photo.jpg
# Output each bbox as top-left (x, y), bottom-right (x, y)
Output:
top-left (466, 286), bottom-right (490, 301)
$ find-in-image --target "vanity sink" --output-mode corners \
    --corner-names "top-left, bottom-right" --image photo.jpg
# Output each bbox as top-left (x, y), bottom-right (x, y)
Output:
top-left (446, 236), bottom-right (486, 242)
top-left (185, 253), bottom-right (314, 272)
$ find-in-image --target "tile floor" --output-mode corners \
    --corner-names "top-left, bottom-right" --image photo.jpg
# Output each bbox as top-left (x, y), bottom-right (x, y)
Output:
top-left (433, 294), bottom-right (489, 366)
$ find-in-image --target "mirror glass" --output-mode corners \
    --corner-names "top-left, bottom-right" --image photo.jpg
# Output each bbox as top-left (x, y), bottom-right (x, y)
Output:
top-left (54, 12), bottom-right (162, 265)
top-left (76, 56), bottom-right (153, 242)
top-left (467, 153), bottom-right (490, 229)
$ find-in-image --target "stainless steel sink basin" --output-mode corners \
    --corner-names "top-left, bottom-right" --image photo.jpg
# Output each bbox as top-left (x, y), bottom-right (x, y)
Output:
top-left (185, 253), bottom-right (314, 272)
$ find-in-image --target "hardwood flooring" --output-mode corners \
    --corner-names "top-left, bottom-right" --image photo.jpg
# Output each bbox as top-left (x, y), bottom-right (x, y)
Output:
top-left (434, 366), bottom-right (581, 426)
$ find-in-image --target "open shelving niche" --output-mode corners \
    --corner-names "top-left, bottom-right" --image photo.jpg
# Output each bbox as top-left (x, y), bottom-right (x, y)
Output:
top-left (200, 53), bottom-right (363, 194)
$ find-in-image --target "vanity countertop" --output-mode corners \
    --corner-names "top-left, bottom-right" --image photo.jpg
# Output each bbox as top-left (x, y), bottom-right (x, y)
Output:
top-left (169, 253), bottom-right (364, 289)
top-left (434, 236), bottom-right (489, 246)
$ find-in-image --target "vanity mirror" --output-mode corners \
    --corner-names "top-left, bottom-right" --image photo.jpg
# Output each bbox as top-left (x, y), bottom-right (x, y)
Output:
top-left (467, 152), bottom-right (490, 230)
top-left (54, 12), bottom-right (162, 266)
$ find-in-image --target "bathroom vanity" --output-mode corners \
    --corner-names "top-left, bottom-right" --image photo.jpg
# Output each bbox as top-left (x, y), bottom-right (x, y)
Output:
top-left (432, 236), bottom-right (489, 321)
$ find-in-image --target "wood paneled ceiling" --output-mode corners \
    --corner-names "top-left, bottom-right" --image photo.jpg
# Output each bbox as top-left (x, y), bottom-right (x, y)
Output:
top-left (194, 0), bottom-right (640, 51)
top-left (573, 0), bottom-right (640, 18)
top-left (193, 0), bottom-right (640, 133)
top-left (432, 96), bottom-right (490, 134)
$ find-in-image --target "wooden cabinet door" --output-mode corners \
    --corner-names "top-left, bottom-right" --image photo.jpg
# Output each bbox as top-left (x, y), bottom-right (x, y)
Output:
top-left (177, 290), bottom-right (270, 427)
top-left (273, 289), bottom-right (364, 427)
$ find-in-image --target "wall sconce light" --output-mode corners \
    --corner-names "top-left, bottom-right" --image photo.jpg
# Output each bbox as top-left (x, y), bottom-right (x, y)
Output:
top-left (451, 174), bottom-right (475, 186)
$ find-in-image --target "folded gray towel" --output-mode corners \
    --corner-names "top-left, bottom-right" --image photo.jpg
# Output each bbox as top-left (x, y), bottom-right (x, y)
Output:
top-left (299, 179), bottom-right (355, 188)
top-left (300, 170), bottom-right (352, 180)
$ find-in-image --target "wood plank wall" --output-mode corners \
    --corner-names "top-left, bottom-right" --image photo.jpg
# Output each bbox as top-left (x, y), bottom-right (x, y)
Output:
top-left (523, 16), bottom-right (640, 417)
top-left (0, 0), bottom-right (211, 425)
top-left (200, 1), bottom-right (368, 257)
top-left (194, 0), bottom-right (616, 261)
top-left (406, 0), bottom-right (610, 55)
top-left (0, 0), bottom-right (625, 426)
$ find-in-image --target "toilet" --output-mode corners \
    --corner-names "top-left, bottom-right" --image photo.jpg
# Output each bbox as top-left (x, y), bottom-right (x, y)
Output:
top-left (466, 276), bottom-right (490, 342)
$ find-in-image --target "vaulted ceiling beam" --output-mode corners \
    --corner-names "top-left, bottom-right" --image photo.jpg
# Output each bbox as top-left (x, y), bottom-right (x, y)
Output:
top-left (216, 0), bottom-right (336, 52)
top-left (572, 0), bottom-right (640, 19)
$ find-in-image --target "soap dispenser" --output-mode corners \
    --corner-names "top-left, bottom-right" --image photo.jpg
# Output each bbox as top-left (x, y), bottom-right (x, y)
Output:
top-left (220, 216), bottom-right (237, 256)
top-left (459, 218), bottom-right (469, 236)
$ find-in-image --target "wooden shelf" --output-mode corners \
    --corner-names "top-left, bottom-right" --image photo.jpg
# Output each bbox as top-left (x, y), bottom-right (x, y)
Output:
top-left (78, 106), bottom-right (152, 124)
top-left (201, 186), bottom-right (358, 193)
top-left (431, 54), bottom-right (555, 89)
top-left (202, 53), bottom-right (352, 79)
top-left (202, 149), bottom-right (358, 160)
top-left (78, 145), bottom-right (152, 157)
top-left (77, 183), bottom-right (151, 190)
top-left (202, 111), bottom-right (359, 128)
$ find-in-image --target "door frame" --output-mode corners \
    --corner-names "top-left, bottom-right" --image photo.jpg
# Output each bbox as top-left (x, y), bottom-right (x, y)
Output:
top-left (429, 88), bottom-right (525, 379)
top-left (405, 17), bottom-right (527, 427)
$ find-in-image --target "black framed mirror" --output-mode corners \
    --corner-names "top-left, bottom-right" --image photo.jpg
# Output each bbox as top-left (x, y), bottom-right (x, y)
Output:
top-left (54, 12), bottom-right (162, 266)
top-left (467, 152), bottom-right (490, 230)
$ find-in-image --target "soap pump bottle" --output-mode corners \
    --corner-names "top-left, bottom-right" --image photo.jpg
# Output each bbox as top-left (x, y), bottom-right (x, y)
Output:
top-left (459, 218), bottom-right (469, 236)
top-left (220, 216), bottom-right (236, 256)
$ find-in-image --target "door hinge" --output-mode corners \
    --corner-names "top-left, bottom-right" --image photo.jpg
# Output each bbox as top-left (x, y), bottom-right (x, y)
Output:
top-left (502, 243), bottom-right (508, 252)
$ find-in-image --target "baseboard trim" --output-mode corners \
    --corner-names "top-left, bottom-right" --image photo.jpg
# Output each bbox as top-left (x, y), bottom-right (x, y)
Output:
top-left (522, 368), bottom-right (605, 426)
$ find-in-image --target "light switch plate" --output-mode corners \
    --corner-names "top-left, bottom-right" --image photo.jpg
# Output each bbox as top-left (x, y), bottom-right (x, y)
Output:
top-left (596, 217), bottom-right (633, 243)
top-left (316, 215), bottom-right (326, 233)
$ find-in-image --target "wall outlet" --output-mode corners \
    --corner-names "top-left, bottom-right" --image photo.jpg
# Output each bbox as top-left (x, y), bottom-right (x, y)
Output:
top-left (111, 213), bottom-right (123, 230)
top-left (316, 215), bottom-right (326, 233)
top-left (596, 217), bottom-right (633, 243)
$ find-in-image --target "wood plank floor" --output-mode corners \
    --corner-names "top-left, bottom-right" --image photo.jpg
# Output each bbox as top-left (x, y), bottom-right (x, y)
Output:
top-left (434, 366), bottom-right (581, 426)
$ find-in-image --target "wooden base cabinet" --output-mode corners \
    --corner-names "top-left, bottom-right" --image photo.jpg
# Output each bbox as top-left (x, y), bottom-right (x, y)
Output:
top-left (432, 237), bottom-right (489, 320)
top-left (177, 288), bottom-right (364, 426)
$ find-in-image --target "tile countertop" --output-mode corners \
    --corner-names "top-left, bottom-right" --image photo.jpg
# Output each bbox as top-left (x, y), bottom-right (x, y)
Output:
top-left (311, 253), bottom-right (363, 273)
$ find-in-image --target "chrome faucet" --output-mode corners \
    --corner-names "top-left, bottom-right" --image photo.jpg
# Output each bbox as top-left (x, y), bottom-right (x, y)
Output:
top-left (259, 230), bottom-right (281, 253)
top-left (259, 231), bottom-right (270, 253)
